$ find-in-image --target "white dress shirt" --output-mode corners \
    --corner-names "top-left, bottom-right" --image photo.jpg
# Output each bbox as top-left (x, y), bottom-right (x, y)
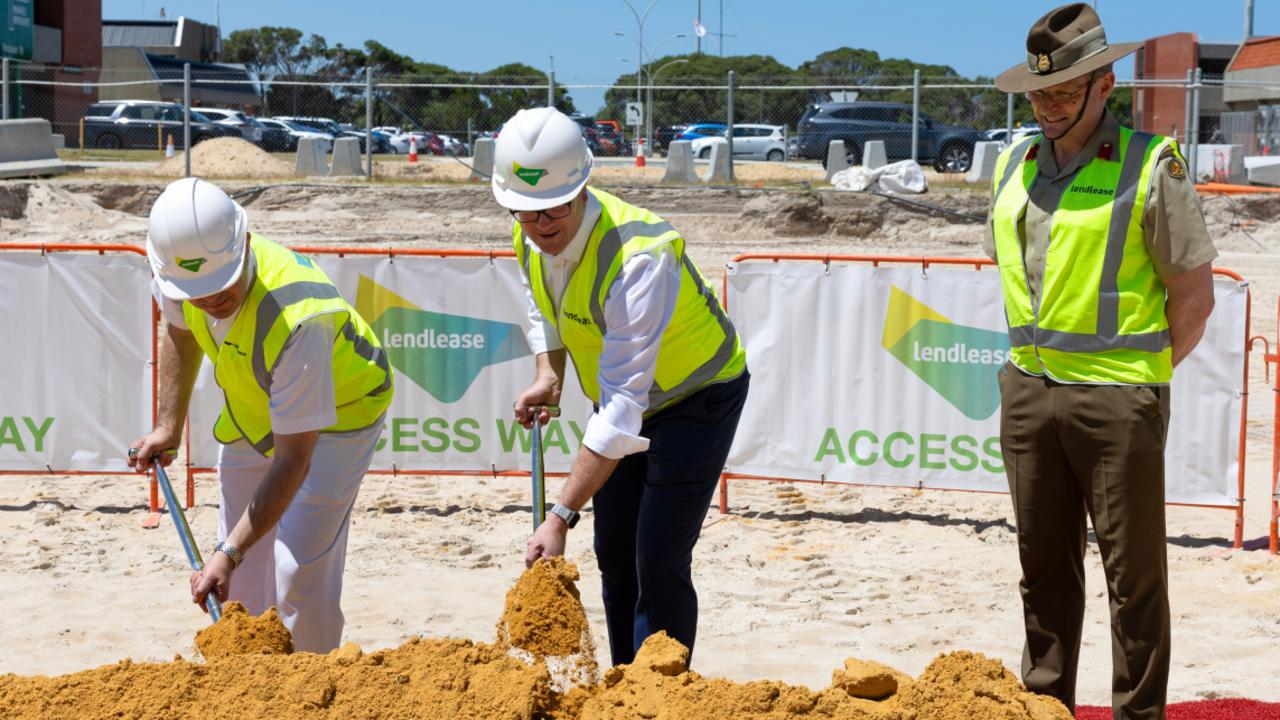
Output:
top-left (518, 192), bottom-right (682, 460)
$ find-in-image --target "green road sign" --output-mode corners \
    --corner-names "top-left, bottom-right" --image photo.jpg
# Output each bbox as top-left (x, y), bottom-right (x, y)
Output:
top-left (1, 0), bottom-right (33, 61)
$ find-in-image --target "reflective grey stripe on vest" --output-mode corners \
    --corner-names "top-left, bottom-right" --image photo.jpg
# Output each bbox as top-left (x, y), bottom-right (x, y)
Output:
top-left (220, 388), bottom-right (276, 456)
top-left (1003, 132), bottom-right (1170, 355)
top-left (1008, 323), bottom-right (1170, 353)
top-left (994, 137), bottom-right (1038, 202)
top-left (339, 319), bottom-right (394, 395)
top-left (250, 281), bottom-right (343, 393)
top-left (645, 253), bottom-right (742, 412)
top-left (589, 219), bottom-right (678, 332)
top-left (1097, 131), bottom-right (1156, 337)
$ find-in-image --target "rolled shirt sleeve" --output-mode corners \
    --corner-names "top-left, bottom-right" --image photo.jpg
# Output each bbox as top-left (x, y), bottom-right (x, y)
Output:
top-left (581, 245), bottom-right (681, 460)
top-left (1143, 148), bottom-right (1219, 281)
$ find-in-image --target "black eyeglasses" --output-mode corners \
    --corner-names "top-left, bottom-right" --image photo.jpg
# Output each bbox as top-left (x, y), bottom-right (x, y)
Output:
top-left (510, 201), bottom-right (574, 223)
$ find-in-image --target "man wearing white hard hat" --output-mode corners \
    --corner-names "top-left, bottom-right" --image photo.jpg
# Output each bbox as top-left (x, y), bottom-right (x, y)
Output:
top-left (129, 177), bottom-right (393, 652)
top-left (496, 107), bottom-right (749, 666)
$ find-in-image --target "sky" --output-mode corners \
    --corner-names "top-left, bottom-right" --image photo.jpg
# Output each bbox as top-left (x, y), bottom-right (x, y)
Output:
top-left (103, 0), bottom-right (1280, 114)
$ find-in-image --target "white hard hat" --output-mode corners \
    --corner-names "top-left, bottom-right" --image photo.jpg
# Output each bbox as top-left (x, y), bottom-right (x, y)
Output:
top-left (146, 177), bottom-right (249, 300)
top-left (491, 107), bottom-right (593, 211)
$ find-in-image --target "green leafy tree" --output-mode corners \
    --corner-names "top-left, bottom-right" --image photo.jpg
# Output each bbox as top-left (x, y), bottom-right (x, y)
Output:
top-left (222, 27), bottom-right (330, 115)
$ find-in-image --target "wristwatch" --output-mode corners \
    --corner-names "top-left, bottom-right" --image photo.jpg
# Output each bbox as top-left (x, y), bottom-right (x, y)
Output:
top-left (548, 503), bottom-right (581, 529)
top-left (214, 541), bottom-right (244, 569)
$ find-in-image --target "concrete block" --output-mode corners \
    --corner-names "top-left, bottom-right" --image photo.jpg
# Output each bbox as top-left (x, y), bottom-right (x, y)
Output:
top-left (825, 140), bottom-right (849, 181)
top-left (965, 141), bottom-right (1002, 184)
top-left (661, 141), bottom-right (698, 184)
top-left (863, 140), bottom-right (887, 169)
top-left (1193, 144), bottom-right (1245, 184)
top-left (51, 133), bottom-right (64, 150)
top-left (469, 138), bottom-right (495, 182)
top-left (294, 137), bottom-right (328, 176)
top-left (702, 141), bottom-right (732, 183)
top-left (1244, 156), bottom-right (1280, 186)
top-left (0, 119), bottom-right (70, 178)
top-left (328, 137), bottom-right (363, 176)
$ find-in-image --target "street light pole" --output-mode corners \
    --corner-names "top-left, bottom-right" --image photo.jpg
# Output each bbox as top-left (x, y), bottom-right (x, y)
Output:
top-left (616, 30), bottom-right (688, 156)
top-left (648, 58), bottom-right (689, 157)
top-left (620, 0), bottom-right (659, 149)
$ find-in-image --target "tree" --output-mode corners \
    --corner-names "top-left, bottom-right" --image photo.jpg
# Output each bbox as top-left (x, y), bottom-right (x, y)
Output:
top-left (222, 26), bottom-right (331, 115)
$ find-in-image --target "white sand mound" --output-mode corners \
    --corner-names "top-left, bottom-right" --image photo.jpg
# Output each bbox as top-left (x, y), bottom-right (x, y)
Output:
top-left (152, 137), bottom-right (294, 179)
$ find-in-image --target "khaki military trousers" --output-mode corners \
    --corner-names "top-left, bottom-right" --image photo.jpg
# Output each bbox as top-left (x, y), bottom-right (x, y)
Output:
top-left (998, 363), bottom-right (1171, 720)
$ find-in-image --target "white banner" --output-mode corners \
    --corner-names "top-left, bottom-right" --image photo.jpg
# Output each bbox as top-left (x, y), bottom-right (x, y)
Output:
top-left (724, 262), bottom-right (1246, 507)
top-left (188, 254), bottom-right (593, 473)
top-left (0, 251), bottom-right (152, 472)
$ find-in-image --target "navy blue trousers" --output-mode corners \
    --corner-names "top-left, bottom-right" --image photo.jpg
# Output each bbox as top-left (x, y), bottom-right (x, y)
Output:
top-left (591, 371), bottom-right (749, 666)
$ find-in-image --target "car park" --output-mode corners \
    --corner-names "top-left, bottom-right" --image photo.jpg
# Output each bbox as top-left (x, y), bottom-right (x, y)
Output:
top-left (690, 124), bottom-right (787, 161)
top-left (258, 118), bottom-right (331, 153)
top-left (674, 123), bottom-right (726, 142)
top-left (191, 108), bottom-right (264, 145)
top-left (986, 124), bottom-right (1040, 146)
top-left (796, 101), bottom-right (988, 173)
top-left (81, 100), bottom-right (240, 150)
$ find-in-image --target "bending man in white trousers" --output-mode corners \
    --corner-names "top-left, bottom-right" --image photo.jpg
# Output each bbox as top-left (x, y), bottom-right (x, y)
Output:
top-left (129, 178), bottom-right (393, 652)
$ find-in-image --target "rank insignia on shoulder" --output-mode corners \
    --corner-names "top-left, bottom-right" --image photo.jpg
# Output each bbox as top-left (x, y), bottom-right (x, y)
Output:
top-left (1167, 158), bottom-right (1186, 179)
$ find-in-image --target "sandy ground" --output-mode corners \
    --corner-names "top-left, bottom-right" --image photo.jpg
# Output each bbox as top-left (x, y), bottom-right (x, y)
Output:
top-left (1, 177), bottom-right (1278, 706)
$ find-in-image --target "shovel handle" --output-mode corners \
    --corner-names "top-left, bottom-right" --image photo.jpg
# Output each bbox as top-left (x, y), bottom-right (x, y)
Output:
top-left (131, 448), bottom-right (222, 622)
top-left (529, 405), bottom-right (559, 531)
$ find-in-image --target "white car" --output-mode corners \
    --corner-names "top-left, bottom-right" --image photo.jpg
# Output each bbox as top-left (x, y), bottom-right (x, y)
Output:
top-left (986, 125), bottom-right (1040, 147)
top-left (437, 134), bottom-right (468, 156)
top-left (192, 107), bottom-right (263, 143)
top-left (374, 126), bottom-right (412, 154)
top-left (690, 124), bottom-right (787, 161)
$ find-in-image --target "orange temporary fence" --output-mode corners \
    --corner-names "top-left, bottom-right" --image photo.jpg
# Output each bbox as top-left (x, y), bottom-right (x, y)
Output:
top-left (0, 244), bottom-right (168, 520)
top-left (1258, 299), bottom-right (1280, 555)
top-left (718, 254), bottom-right (1253, 550)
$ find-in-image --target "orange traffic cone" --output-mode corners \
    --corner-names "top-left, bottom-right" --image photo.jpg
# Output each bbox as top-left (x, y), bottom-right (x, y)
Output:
top-left (635, 138), bottom-right (646, 168)
top-left (408, 136), bottom-right (418, 163)
top-left (165, 135), bottom-right (175, 158)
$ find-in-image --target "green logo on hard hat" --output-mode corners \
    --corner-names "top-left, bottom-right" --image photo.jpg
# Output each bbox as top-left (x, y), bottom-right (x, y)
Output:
top-left (175, 257), bottom-right (207, 273)
top-left (513, 162), bottom-right (548, 187)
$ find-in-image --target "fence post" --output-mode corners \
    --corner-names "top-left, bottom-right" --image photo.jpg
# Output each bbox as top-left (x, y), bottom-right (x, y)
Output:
top-left (467, 117), bottom-right (474, 152)
top-left (1183, 69), bottom-right (1194, 149)
top-left (182, 63), bottom-right (191, 178)
top-left (365, 66), bottom-right (373, 179)
top-left (726, 69), bottom-right (735, 182)
top-left (1190, 67), bottom-right (1202, 181)
top-left (2, 58), bottom-right (9, 120)
top-left (1005, 92), bottom-right (1014, 148)
top-left (547, 69), bottom-right (555, 108)
top-left (911, 69), bottom-right (921, 163)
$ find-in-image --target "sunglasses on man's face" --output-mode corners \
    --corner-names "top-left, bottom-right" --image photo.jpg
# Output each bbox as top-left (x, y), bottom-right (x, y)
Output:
top-left (510, 201), bottom-right (574, 223)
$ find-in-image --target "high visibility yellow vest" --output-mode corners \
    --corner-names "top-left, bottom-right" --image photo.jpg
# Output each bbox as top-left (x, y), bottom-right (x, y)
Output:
top-left (991, 128), bottom-right (1175, 385)
top-left (513, 187), bottom-right (746, 413)
top-left (184, 235), bottom-right (393, 457)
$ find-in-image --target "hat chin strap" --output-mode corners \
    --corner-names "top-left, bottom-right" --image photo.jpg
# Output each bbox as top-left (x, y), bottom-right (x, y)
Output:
top-left (1041, 74), bottom-right (1096, 142)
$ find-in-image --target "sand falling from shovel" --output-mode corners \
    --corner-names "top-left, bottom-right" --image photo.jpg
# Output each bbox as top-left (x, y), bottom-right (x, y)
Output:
top-left (0, 558), bottom-right (1074, 720)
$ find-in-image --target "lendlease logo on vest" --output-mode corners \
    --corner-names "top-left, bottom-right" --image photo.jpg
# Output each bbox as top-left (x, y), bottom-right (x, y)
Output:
top-left (1069, 185), bottom-right (1114, 197)
top-left (356, 275), bottom-right (531, 403)
top-left (881, 286), bottom-right (1009, 421)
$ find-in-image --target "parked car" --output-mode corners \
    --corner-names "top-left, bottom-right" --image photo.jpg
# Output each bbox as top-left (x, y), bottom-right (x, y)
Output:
top-left (674, 123), bottom-right (726, 142)
top-left (337, 124), bottom-right (394, 154)
top-left (986, 124), bottom-right (1040, 146)
top-left (275, 116), bottom-right (344, 138)
top-left (81, 100), bottom-right (239, 150)
top-left (190, 107), bottom-right (264, 144)
top-left (691, 124), bottom-right (787, 161)
top-left (654, 124), bottom-right (686, 154)
top-left (259, 117), bottom-right (331, 152)
top-left (437, 134), bottom-right (469, 156)
top-left (796, 101), bottom-right (988, 173)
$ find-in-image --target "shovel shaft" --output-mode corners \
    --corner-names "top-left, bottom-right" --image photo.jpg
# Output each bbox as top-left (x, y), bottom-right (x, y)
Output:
top-left (153, 461), bottom-right (222, 622)
top-left (529, 405), bottom-right (559, 531)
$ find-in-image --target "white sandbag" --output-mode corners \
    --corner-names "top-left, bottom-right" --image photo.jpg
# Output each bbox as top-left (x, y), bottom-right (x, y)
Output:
top-left (831, 160), bottom-right (927, 194)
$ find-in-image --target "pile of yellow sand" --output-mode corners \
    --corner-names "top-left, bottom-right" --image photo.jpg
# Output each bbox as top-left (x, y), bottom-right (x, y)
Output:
top-left (0, 559), bottom-right (1071, 720)
top-left (152, 137), bottom-right (295, 179)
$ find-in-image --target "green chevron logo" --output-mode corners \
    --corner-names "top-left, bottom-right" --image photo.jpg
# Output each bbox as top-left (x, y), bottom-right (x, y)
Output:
top-left (513, 162), bottom-right (548, 186)
top-left (356, 275), bottom-right (531, 403)
top-left (175, 256), bottom-right (207, 273)
top-left (882, 286), bottom-right (1010, 421)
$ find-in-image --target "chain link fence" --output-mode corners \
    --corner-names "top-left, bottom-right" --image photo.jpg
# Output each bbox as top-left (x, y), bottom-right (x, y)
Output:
top-left (1, 59), bottom-right (1272, 183)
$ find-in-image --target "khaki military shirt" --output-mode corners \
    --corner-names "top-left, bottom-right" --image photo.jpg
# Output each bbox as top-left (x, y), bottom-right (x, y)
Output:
top-left (983, 113), bottom-right (1218, 304)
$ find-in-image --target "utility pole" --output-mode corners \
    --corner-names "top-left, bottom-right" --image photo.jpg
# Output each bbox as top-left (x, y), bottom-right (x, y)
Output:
top-left (696, 0), bottom-right (701, 54)
top-left (1245, 0), bottom-right (1255, 40)
top-left (720, 0), bottom-right (724, 56)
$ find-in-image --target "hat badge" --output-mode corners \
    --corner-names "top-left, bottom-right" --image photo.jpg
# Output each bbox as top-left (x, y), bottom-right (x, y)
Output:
top-left (1036, 53), bottom-right (1052, 73)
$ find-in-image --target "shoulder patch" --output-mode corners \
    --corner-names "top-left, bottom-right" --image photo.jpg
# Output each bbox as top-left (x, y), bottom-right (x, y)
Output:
top-left (1167, 157), bottom-right (1186, 180)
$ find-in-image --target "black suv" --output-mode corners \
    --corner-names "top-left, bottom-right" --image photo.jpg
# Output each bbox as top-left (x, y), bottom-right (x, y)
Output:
top-left (82, 100), bottom-right (240, 150)
top-left (796, 101), bottom-right (988, 173)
